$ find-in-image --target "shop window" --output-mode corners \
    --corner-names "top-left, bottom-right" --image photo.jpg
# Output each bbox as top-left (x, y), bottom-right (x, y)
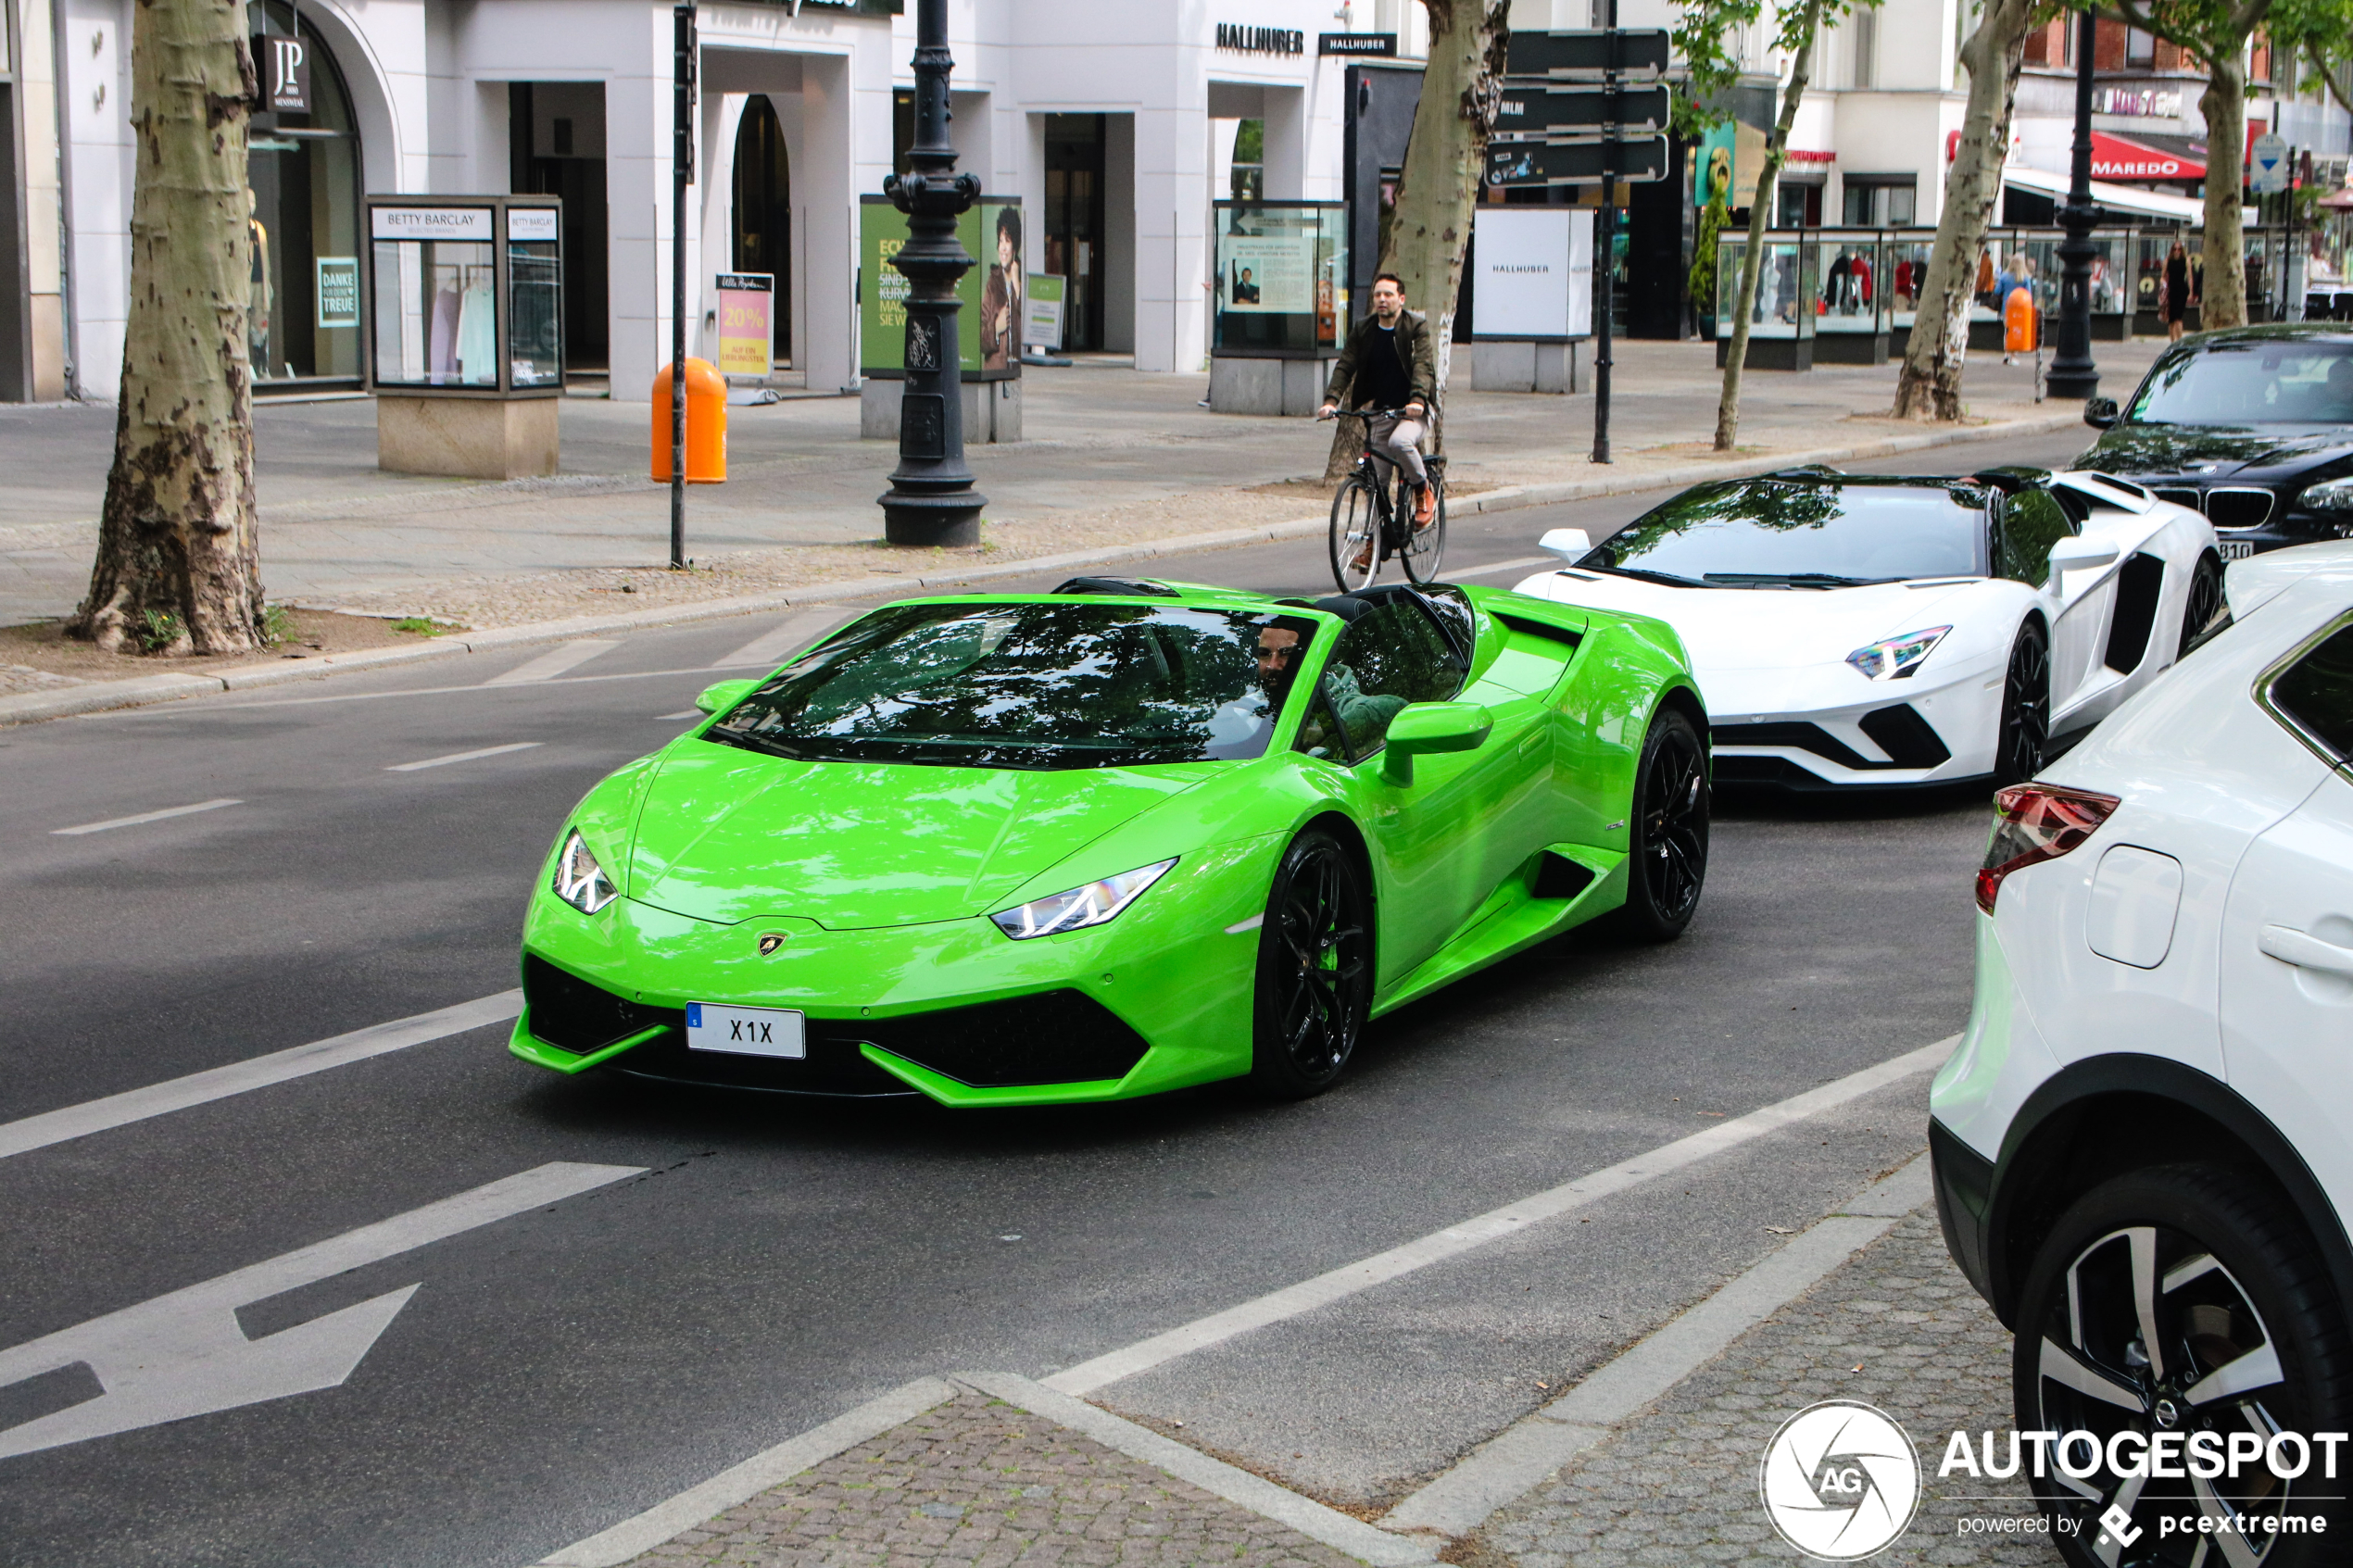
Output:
top-left (245, 0), bottom-right (362, 388)
top-left (1842, 182), bottom-right (1917, 226)
top-left (733, 95), bottom-right (791, 363)
top-left (2126, 27), bottom-right (2155, 66)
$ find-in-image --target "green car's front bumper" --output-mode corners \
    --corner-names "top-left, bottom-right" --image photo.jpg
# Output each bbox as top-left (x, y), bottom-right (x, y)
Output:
top-left (510, 834), bottom-right (1283, 1107)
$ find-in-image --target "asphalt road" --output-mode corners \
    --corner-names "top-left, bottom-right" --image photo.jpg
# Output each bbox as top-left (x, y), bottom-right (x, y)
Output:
top-left (0, 429), bottom-right (2087, 1565)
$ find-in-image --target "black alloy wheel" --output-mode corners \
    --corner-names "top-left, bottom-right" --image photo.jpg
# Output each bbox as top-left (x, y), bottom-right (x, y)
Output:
top-left (2013, 1165), bottom-right (2353, 1566)
top-left (1995, 620), bottom-right (2051, 786)
top-left (1251, 828), bottom-right (1374, 1099)
top-left (2179, 550), bottom-right (2231, 659)
top-left (1604, 708), bottom-right (1709, 941)
top-left (1401, 471), bottom-right (1447, 585)
top-left (1328, 476), bottom-right (1381, 594)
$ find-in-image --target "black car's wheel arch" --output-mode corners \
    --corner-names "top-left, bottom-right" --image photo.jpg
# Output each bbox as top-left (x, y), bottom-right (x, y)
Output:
top-left (1976, 1055), bottom-right (2353, 1334)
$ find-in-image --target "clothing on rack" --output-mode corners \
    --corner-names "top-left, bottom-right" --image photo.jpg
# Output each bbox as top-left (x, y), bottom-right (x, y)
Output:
top-left (456, 281), bottom-right (497, 383)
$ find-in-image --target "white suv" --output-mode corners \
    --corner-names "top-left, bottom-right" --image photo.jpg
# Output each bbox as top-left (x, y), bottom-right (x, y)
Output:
top-left (1931, 544), bottom-right (2353, 1563)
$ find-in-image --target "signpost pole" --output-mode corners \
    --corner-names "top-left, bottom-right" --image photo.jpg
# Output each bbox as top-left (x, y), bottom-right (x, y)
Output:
top-left (670, 0), bottom-right (696, 570)
top-left (1592, 5), bottom-right (1617, 464)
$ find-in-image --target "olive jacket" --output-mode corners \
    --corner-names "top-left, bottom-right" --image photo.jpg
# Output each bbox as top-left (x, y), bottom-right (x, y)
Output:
top-left (1325, 308), bottom-right (1438, 412)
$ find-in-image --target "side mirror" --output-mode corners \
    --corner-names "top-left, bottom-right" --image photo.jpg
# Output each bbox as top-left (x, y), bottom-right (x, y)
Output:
top-left (1539, 527), bottom-right (1593, 562)
top-left (2083, 396), bottom-right (2120, 431)
top-left (2046, 535), bottom-right (2120, 574)
top-left (694, 679), bottom-right (758, 716)
top-left (1382, 701), bottom-right (1492, 785)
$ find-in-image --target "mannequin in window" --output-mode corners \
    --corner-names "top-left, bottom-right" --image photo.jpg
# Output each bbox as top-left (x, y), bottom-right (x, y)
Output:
top-left (248, 188), bottom-right (274, 378)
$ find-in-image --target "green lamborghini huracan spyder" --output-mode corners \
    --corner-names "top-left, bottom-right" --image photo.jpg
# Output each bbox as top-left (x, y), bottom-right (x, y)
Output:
top-left (511, 576), bottom-right (1708, 1105)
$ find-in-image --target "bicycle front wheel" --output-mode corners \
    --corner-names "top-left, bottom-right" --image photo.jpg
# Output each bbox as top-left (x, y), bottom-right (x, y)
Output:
top-left (1328, 477), bottom-right (1380, 592)
top-left (1400, 473), bottom-right (1447, 585)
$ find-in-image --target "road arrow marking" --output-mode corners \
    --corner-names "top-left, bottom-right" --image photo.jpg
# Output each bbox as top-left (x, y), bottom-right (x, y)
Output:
top-left (0, 1160), bottom-right (642, 1460)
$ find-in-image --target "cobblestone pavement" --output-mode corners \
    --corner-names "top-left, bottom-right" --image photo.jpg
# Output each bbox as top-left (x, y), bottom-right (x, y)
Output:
top-left (1472, 1209), bottom-right (2054, 1567)
top-left (619, 1390), bottom-right (1365, 1568)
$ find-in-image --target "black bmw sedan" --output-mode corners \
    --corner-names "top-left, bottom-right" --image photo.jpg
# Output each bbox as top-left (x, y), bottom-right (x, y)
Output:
top-left (2076, 323), bottom-right (2353, 558)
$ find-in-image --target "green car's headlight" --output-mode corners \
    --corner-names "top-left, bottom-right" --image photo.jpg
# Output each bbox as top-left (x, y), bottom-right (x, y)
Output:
top-left (990, 858), bottom-right (1176, 940)
top-left (553, 829), bottom-right (620, 914)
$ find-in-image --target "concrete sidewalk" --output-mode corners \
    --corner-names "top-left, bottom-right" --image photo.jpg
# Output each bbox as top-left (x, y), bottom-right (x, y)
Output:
top-left (0, 336), bottom-right (2158, 638)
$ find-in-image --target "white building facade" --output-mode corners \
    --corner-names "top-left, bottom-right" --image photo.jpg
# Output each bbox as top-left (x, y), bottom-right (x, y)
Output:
top-left (6, 0), bottom-right (1378, 404)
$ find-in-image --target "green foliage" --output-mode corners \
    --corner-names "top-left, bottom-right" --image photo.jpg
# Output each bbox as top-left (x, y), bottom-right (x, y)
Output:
top-left (1233, 119), bottom-right (1264, 165)
top-left (1676, 0), bottom-right (1883, 126)
top-left (1690, 194), bottom-right (1730, 314)
top-left (260, 601), bottom-right (296, 646)
top-left (390, 617), bottom-right (445, 636)
top-left (136, 608), bottom-right (182, 653)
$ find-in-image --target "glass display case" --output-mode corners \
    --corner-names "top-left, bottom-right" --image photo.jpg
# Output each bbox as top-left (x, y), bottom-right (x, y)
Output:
top-left (1716, 234), bottom-right (1817, 370)
top-left (1883, 232), bottom-right (1934, 349)
top-left (1211, 201), bottom-right (1347, 357)
top-left (364, 194), bottom-right (562, 396)
top-left (1811, 232), bottom-right (1885, 363)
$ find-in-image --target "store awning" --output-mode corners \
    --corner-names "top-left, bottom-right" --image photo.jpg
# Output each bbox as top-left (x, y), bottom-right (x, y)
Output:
top-left (2003, 163), bottom-right (2215, 222)
top-left (2088, 131), bottom-right (2206, 182)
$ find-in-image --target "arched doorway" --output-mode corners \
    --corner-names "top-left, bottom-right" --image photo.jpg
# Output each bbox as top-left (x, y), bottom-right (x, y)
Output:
top-left (245, 0), bottom-right (364, 388)
top-left (732, 96), bottom-right (791, 364)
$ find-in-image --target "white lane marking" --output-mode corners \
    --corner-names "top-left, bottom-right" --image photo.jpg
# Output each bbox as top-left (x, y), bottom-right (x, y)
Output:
top-left (710, 608), bottom-right (849, 671)
top-left (535, 1378), bottom-right (962, 1568)
top-left (385, 741), bottom-right (543, 772)
top-left (1042, 1035), bottom-right (1957, 1395)
top-left (0, 1160), bottom-right (642, 1459)
top-left (482, 639), bottom-right (620, 686)
top-left (1443, 555), bottom-right (1553, 582)
top-left (126, 665), bottom-right (786, 716)
top-left (656, 710), bottom-right (701, 721)
top-left (0, 990), bottom-right (522, 1162)
top-left (52, 798), bottom-right (243, 836)
top-left (1223, 913), bottom-right (1265, 935)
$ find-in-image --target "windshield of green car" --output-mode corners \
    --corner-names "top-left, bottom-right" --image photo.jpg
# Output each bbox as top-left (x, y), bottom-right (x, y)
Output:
top-left (1579, 480), bottom-right (1988, 586)
top-left (704, 601), bottom-right (1325, 770)
top-left (2130, 340), bottom-right (2353, 425)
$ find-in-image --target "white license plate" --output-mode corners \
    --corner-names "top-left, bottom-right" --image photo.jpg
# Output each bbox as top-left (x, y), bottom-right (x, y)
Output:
top-left (686, 1002), bottom-right (806, 1059)
top-left (2220, 539), bottom-right (2257, 559)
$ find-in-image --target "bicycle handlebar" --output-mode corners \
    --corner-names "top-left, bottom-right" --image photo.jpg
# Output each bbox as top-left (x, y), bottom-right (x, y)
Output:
top-left (1319, 406), bottom-right (1422, 420)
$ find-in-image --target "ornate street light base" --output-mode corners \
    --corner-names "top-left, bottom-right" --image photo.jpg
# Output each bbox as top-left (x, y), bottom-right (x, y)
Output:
top-left (2045, 8), bottom-right (2102, 404)
top-left (876, 2), bottom-right (986, 549)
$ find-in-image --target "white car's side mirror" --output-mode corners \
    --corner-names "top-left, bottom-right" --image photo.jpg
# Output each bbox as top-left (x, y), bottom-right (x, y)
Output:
top-left (1540, 528), bottom-right (1592, 562)
top-left (2047, 536), bottom-right (2120, 573)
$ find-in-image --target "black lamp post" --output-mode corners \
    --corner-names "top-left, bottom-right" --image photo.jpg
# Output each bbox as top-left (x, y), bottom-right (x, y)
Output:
top-left (877, 0), bottom-right (986, 546)
top-left (2045, 6), bottom-right (2102, 401)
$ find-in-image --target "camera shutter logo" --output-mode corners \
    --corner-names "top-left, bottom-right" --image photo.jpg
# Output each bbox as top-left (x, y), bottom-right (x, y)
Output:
top-left (1758, 1400), bottom-right (1921, 1560)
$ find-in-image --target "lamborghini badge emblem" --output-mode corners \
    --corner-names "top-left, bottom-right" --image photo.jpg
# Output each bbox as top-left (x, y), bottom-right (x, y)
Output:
top-left (758, 933), bottom-right (788, 956)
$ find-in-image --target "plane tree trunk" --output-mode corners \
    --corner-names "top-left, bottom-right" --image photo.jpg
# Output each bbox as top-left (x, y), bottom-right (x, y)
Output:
top-left (1715, 0), bottom-right (1821, 451)
top-left (1891, 0), bottom-right (2032, 420)
top-left (69, 0), bottom-right (264, 656)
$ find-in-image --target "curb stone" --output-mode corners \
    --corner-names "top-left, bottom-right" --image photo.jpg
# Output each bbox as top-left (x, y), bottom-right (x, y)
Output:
top-left (0, 408), bottom-right (2085, 728)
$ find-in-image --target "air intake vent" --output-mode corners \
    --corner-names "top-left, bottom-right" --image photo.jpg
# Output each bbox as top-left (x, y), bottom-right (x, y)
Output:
top-left (2205, 488), bottom-right (2276, 531)
top-left (2152, 487), bottom-right (2203, 511)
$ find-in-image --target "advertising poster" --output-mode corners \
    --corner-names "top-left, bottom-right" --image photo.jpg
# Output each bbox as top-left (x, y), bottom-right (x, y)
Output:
top-left (714, 272), bottom-right (774, 376)
top-left (1471, 208), bottom-right (1592, 340)
top-left (1218, 229), bottom-right (1315, 314)
top-left (859, 196), bottom-right (1022, 378)
top-left (315, 257), bottom-right (359, 329)
top-left (1025, 273), bottom-right (1066, 350)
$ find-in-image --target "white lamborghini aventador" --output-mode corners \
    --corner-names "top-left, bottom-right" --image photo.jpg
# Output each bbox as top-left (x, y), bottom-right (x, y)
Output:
top-left (1509, 467), bottom-right (2225, 789)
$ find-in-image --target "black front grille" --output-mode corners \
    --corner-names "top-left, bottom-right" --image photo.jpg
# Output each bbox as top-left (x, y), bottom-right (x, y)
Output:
top-left (2152, 486), bottom-right (2203, 510)
top-left (522, 956), bottom-right (684, 1054)
top-left (1856, 704), bottom-right (1952, 769)
top-left (608, 1030), bottom-right (913, 1096)
top-left (2206, 488), bottom-right (2277, 530)
top-left (846, 990), bottom-right (1151, 1088)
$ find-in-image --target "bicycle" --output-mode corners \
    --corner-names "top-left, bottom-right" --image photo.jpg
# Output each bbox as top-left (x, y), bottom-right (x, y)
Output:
top-left (1322, 408), bottom-right (1446, 593)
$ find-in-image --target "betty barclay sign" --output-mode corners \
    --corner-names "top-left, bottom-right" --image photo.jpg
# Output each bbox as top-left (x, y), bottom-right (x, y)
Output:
top-left (1216, 23), bottom-right (1305, 55)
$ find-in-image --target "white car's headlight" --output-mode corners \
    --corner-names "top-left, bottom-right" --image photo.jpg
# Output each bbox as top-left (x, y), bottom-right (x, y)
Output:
top-left (990, 859), bottom-right (1176, 940)
top-left (2301, 478), bottom-right (2353, 512)
top-left (553, 829), bottom-right (619, 914)
top-left (1845, 625), bottom-right (1951, 682)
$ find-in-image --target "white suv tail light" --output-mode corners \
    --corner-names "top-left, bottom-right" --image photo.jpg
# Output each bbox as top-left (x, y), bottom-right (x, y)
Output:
top-left (1975, 784), bottom-right (2120, 913)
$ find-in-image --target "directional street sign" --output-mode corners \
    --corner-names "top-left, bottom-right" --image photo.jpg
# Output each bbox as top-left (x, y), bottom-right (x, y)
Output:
top-left (2250, 132), bottom-right (2290, 194)
top-left (1493, 82), bottom-right (1672, 140)
top-left (0, 1161), bottom-right (641, 1459)
top-left (1504, 28), bottom-right (1671, 79)
top-left (1487, 135), bottom-right (1671, 188)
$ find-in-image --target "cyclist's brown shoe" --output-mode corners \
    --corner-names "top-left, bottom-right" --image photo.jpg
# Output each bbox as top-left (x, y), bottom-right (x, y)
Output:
top-left (1414, 485), bottom-right (1437, 528)
top-left (1349, 538), bottom-right (1375, 577)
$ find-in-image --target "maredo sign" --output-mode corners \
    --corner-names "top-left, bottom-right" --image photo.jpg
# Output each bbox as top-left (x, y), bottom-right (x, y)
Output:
top-left (1944, 129), bottom-right (2205, 182)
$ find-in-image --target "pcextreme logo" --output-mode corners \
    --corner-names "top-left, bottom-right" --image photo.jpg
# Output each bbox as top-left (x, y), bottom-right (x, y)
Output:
top-left (1758, 1400), bottom-right (1923, 1560)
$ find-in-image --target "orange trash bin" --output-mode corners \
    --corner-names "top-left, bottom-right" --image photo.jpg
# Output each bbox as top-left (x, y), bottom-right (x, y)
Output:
top-left (651, 358), bottom-right (727, 483)
top-left (2004, 286), bottom-right (2037, 354)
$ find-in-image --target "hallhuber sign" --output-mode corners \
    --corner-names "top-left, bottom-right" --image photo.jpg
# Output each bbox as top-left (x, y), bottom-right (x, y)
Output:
top-left (1217, 23), bottom-right (1304, 55)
